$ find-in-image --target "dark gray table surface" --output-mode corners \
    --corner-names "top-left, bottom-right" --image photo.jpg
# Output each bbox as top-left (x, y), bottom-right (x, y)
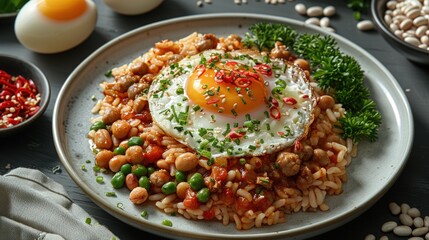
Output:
top-left (1, 1), bottom-right (429, 239)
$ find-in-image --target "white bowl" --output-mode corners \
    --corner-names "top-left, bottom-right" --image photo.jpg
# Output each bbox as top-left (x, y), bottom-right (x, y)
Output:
top-left (103, 0), bottom-right (163, 15)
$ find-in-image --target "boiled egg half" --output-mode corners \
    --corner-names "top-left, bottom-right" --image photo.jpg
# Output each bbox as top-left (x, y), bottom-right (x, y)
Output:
top-left (149, 49), bottom-right (315, 159)
top-left (15, 0), bottom-right (97, 54)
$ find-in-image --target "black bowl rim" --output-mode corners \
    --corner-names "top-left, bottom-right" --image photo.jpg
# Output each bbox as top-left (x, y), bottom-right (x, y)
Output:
top-left (0, 54), bottom-right (51, 134)
top-left (370, 0), bottom-right (429, 55)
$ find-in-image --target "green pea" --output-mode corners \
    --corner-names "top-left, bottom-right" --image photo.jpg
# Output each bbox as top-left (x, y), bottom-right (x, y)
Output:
top-left (120, 163), bottom-right (132, 175)
top-left (132, 164), bottom-right (147, 178)
top-left (114, 146), bottom-right (126, 155)
top-left (111, 172), bottom-right (125, 189)
top-left (161, 182), bottom-right (177, 195)
top-left (188, 173), bottom-right (204, 191)
top-left (175, 171), bottom-right (186, 183)
top-left (196, 187), bottom-right (210, 203)
top-left (90, 121), bottom-right (106, 131)
top-left (138, 176), bottom-right (151, 190)
top-left (128, 136), bottom-right (143, 147)
top-left (147, 166), bottom-right (155, 176)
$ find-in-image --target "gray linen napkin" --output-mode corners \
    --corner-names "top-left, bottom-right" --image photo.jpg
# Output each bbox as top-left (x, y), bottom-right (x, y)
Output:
top-left (0, 168), bottom-right (117, 240)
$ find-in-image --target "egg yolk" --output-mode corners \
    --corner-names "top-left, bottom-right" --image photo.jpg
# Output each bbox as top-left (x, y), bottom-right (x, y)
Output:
top-left (38, 0), bottom-right (87, 21)
top-left (186, 61), bottom-right (268, 117)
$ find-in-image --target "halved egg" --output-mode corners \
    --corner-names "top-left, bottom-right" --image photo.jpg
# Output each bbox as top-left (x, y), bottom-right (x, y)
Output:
top-left (148, 49), bottom-right (315, 159)
top-left (14, 0), bottom-right (97, 54)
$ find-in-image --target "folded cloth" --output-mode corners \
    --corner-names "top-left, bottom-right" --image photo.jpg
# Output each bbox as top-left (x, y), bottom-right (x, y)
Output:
top-left (0, 168), bottom-right (117, 240)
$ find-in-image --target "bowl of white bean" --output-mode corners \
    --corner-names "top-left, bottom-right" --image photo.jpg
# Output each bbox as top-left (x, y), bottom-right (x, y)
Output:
top-left (371, 0), bottom-right (429, 65)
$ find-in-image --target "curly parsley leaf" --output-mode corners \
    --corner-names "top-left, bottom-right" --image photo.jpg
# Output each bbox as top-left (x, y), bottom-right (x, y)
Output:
top-left (244, 23), bottom-right (382, 143)
top-left (243, 23), bottom-right (297, 51)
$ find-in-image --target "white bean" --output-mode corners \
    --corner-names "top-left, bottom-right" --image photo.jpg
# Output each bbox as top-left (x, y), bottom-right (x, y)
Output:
top-left (305, 17), bottom-right (320, 26)
top-left (357, 20), bottom-right (374, 31)
top-left (306, 6), bottom-right (323, 17)
top-left (393, 225), bottom-right (412, 236)
top-left (409, 207), bottom-right (422, 218)
top-left (364, 234), bottom-right (376, 240)
top-left (389, 202), bottom-right (401, 215)
top-left (320, 17), bottom-right (330, 28)
top-left (382, 221), bottom-right (398, 232)
top-left (295, 3), bottom-right (306, 15)
top-left (413, 227), bottom-right (429, 237)
top-left (424, 216), bottom-right (429, 227)
top-left (379, 236), bottom-right (389, 240)
top-left (416, 26), bottom-right (428, 38)
top-left (323, 6), bottom-right (336, 17)
top-left (400, 213), bottom-right (414, 226)
top-left (415, 217), bottom-right (425, 228)
top-left (405, 36), bottom-right (421, 46)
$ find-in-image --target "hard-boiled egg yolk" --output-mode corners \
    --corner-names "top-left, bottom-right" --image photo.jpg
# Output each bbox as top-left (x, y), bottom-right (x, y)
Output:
top-left (37, 0), bottom-right (87, 21)
top-left (186, 61), bottom-right (267, 117)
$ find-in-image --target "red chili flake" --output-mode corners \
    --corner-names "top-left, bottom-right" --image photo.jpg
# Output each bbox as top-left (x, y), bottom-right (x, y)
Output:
top-left (206, 98), bottom-right (219, 105)
top-left (225, 61), bottom-right (238, 67)
top-left (294, 140), bottom-right (302, 152)
top-left (283, 97), bottom-right (297, 105)
top-left (207, 55), bottom-right (219, 64)
top-left (269, 106), bottom-right (281, 120)
top-left (196, 64), bottom-right (206, 77)
top-left (271, 98), bottom-right (279, 107)
top-left (301, 94), bottom-right (309, 99)
top-left (234, 77), bottom-right (252, 88)
top-left (0, 69), bottom-right (41, 128)
top-left (277, 132), bottom-right (285, 137)
top-left (253, 64), bottom-right (272, 76)
top-left (226, 128), bottom-right (245, 139)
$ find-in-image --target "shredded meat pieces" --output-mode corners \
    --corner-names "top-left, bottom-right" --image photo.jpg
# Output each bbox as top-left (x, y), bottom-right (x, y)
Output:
top-left (276, 152), bottom-right (301, 177)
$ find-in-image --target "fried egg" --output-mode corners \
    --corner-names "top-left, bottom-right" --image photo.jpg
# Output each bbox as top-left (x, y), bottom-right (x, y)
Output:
top-left (148, 49), bottom-right (315, 159)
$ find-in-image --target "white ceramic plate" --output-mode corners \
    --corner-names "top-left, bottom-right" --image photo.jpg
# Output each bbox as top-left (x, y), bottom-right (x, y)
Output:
top-left (53, 14), bottom-right (413, 239)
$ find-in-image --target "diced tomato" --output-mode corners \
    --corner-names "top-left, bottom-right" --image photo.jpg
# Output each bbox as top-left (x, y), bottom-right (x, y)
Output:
top-left (203, 209), bottom-right (216, 220)
top-left (143, 144), bottom-right (164, 164)
top-left (235, 196), bottom-right (254, 213)
top-left (183, 189), bottom-right (200, 210)
top-left (240, 167), bottom-right (257, 183)
top-left (253, 191), bottom-right (274, 212)
top-left (220, 187), bottom-right (235, 205)
top-left (211, 166), bottom-right (227, 182)
top-left (134, 110), bottom-right (152, 124)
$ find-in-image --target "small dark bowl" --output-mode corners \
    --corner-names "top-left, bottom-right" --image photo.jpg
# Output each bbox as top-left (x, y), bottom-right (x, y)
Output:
top-left (371, 0), bottom-right (429, 65)
top-left (0, 54), bottom-right (50, 136)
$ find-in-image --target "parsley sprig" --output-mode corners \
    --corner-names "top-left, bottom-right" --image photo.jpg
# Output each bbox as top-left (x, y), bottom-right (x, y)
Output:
top-left (243, 23), bottom-right (381, 143)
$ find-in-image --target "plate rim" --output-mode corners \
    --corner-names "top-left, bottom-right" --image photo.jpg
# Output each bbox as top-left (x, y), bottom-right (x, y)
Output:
top-left (53, 13), bottom-right (414, 239)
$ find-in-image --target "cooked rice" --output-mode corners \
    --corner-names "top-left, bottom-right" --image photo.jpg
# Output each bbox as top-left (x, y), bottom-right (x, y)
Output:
top-left (88, 32), bottom-right (357, 230)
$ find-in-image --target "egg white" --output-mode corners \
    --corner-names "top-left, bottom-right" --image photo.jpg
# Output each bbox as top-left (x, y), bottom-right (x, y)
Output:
top-left (148, 49), bottom-right (315, 159)
top-left (14, 0), bottom-right (97, 54)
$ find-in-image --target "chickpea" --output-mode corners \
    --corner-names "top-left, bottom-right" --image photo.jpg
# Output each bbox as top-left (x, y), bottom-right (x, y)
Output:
top-left (312, 148), bottom-right (330, 166)
top-left (94, 129), bottom-right (112, 149)
top-left (126, 173), bottom-right (139, 191)
top-left (318, 95), bottom-right (335, 110)
top-left (102, 107), bottom-right (121, 124)
top-left (294, 58), bottom-right (310, 71)
top-left (149, 169), bottom-right (170, 187)
top-left (111, 120), bottom-right (131, 139)
top-left (300, 145), bottom-right (314, 162)
top-left (109, 155), bottom-right (128, 172)
top-left (176, 182), bottom-right (190, 199)
top-left (175, 153), bottom-right (199, 172)
top-left (125, 145), bottom-right (144, 165)
top-left (133, 96), bottom-right (147, 114)
top-left (95, 150), bottom-right (114, 169)
top-left (129, 187), bottom-right (148, 205)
